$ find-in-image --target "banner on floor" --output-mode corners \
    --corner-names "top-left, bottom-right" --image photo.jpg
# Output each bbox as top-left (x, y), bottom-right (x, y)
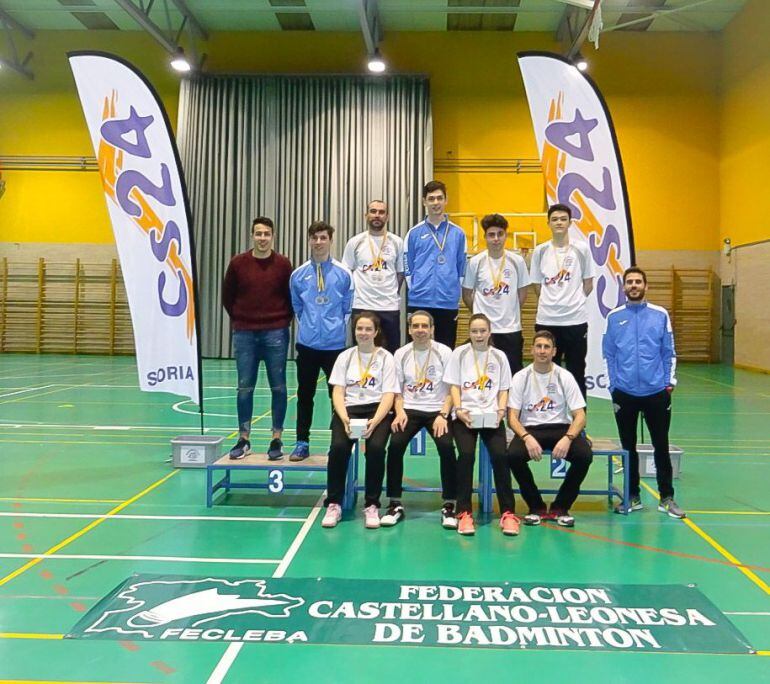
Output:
top-left (68, 575), bottom-right (753, 654)
top-left (68, 52), bottom-right (202, 405)
top-left (518, 52), bottom-right (635, 399)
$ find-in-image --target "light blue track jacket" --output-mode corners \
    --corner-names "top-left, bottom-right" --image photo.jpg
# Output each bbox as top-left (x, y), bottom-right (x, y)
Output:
top-left (602, 301), bottom-right (677, 396)
top-left (290, 258), bottom-right (353, 350)
top-left (404, 218), bottom-right (466, 309)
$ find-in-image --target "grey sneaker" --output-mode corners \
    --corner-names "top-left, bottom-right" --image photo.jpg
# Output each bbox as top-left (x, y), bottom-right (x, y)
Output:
top-left (658, 497), bottom-right (686, 519)
top-left (615, 496), bottom-right (643, 514)
top-left (229, 437), bottom-right (250, 460)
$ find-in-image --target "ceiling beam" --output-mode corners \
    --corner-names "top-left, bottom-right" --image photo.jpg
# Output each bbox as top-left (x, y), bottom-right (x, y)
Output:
top-left (602, 0), bottom-right (721, 33)
top-left (113, 0), bottom-right (178, 53)
top-left (0, 6), bottom-right (34, 40)
top-left (169, 0), bottom-right (208, 40)
top-left (357, 0), bottom-right (382, 56)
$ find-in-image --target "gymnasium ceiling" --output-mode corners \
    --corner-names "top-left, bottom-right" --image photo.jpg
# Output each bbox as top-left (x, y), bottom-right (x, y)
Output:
top-left (0, 0), bottom-right (750, 34)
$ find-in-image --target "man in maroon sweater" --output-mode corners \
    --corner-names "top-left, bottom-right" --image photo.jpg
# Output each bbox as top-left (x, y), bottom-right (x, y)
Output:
top-left (222, 217), bottom-right (293, 460)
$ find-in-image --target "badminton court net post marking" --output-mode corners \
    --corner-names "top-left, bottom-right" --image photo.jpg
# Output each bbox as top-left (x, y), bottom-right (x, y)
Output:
top-left (206, 444), bottom-right (360, 510)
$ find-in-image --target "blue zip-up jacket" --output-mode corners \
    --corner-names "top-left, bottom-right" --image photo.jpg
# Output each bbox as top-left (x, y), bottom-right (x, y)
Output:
top-left (404, 217), bottom-right (466, 309)
top-left (602, 301), bottom-right (677, 396)
top-left (290, 258), bottom-right (353, 350)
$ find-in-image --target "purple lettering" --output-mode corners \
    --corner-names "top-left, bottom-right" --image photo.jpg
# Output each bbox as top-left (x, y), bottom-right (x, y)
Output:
top-left (589, 224), bottom-right (622, 267)
top-left (557, 167), bottom-right (616, 221)
top-left (116, 164), bottom-right (175, 217)
top-left (100, 107), bottom-right (153, 158)
top-left (544, 109), bottom-right (598, 162)
top-left (150, 221), bottom-right (182, 263)
top-left (596, 273), bottom-right (625, 318)
top-left (158, 269), bottom-right (188, 317)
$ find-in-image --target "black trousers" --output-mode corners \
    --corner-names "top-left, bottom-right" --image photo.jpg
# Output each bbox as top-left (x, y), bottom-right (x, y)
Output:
top-left (408, 306), bottom-right (458, 349)
top-left (385, 409), bottom-right (457, 500)
top-left (492, 331), bottom-right (523, 375)
top-left (505, 424), bottom-right (593, 514)
top-left (295, 343), bottom-right (344, 443)
top-left (325, 403), bottom-right (393, 507)
top-left (352, 308), bottom-right (400, 354)
top-left (612, 388), bottom-right (674, 499)
top-left (452, 419), bottom-right (507, 514)
top-left (535, 322), bottom-right (588, 398)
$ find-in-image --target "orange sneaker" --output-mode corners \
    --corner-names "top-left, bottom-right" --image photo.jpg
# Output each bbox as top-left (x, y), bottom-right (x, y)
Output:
top-left (500, 511), bottom-right (520, 536)
top-left (457, 511), bottom-right (475, 536)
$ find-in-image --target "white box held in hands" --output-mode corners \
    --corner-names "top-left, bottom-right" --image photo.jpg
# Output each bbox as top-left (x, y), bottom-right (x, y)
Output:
top-left (349, 418), bottom-right (369, 439)
top-left (469, 411), bottom-right (499, 429)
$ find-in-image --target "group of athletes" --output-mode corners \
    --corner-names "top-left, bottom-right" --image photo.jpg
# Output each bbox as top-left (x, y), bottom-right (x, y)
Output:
top-left (222, 180), bottom-right (685, 537)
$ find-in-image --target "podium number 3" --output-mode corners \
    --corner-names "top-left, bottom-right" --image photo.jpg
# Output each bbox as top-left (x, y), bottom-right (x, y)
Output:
top-left (268, 470), bottom-right (284, 493)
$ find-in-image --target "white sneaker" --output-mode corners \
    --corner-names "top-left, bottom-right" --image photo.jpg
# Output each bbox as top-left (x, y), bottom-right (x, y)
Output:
top-left (380, 503), bottom-right (405, 527)
top-left (321, 503), bottom-right (342, 528)
top-left (364, 504), bottom-right (380, 529)
top-left (441, 502), bottom-right (458, 529)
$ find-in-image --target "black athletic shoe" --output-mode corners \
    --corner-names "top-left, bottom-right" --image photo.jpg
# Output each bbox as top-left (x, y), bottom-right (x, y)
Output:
top-left (267, 438), bottom-right (283, 461)
top-left (380, 502), bottom-right (405, 526)
top-left (229, 437), bottom-right (250, 460)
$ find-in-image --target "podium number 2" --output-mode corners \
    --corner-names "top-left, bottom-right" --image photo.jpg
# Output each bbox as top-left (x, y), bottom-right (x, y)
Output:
top-left (268, 470), bottom-right (284, 493)
top-left (551, 457), bottom-right (567, 478)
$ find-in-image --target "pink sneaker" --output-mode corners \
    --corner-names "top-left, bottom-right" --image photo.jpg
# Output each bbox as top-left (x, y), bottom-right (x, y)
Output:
top-left (500, 511), bottom-right (521, 536)
top-left (457, 511), bottom-right (475, 536)
top-left (364, 504), bottom-right (380, 529)
top-left (322, 503), bottom-right (342, 528)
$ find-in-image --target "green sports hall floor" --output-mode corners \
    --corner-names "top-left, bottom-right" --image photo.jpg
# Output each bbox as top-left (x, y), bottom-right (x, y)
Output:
top-left (0, 353), bottom-right (767, 683)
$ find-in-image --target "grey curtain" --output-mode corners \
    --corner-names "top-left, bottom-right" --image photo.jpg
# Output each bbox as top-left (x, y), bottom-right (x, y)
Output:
top-left (177, 74), bottom-right (433, 358)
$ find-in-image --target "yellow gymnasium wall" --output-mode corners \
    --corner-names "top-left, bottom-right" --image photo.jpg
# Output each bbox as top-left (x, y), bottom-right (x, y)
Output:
top-left (1, 28), bottom-right (723, 251)
top-left (720, 0), bottom-right (770, 248)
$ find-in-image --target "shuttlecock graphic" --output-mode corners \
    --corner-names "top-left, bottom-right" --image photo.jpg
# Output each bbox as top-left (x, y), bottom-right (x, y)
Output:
top-left (127, 588), bottom-right (294, 628)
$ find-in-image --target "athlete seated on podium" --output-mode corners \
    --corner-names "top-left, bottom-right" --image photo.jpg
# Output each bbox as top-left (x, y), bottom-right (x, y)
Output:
top-left (504, 330), bottom-right (593, 529)
top-left (322, 311), bottom-right (398, 530)
top-left (382, 310), bottom-right (457, 529)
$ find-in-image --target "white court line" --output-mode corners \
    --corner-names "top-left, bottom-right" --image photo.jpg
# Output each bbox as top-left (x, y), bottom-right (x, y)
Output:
top-left (206, 493), bottom-right (325, 684)
top-left (0, 553), bottom-right (280, 564)
top-left (0, 385), bottom-right (55, 400)
top-left (724, 611), bottom-right (770, 616)
top-left (0, 512), bottom-right (305, 523)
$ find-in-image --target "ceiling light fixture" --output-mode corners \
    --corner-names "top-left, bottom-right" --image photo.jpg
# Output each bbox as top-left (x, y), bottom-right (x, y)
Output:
top-left (367, 49), bottom-right (386, 74)
top-left (575, 53), bottom-right (588, 72)
top-left (170, 47), bottom-right (192, 73)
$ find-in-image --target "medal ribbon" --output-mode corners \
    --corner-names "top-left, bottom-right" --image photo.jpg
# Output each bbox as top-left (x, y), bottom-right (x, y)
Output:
top-left (357, 348), bottom-right (379, 388)
top-left (533, 364), bottom-right (554, 403)
top-left (487, 252), bottom-right (506, 289)
top-left (315, 262), bottom-right (326, 294)
top-left (472, 348), bottom-right (491, 391)
top-left (368, 231), bottom-right (388, 270)
top-left (412, 344), bottom-right (433, 385)
top-left (427, 221), bottom-right (449, 256)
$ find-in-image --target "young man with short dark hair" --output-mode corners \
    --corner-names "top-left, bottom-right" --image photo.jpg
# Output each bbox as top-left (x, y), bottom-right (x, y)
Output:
top-left (404, 180), bottom-right (467, 349)
top-left (462, 213), bottom-right (530, 374)
top-left (530, 203), bottom-right (595, 398)
top-left (603, 266), bottom-right (685, 518)
top-left (289, 221), bottom-right (353, 461)
top-left (223, 217), bottom-right (293, 460)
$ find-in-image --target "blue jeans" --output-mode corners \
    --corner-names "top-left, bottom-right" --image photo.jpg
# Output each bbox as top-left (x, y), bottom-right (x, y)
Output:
top-left (233, 328), bottom-right (289, 434)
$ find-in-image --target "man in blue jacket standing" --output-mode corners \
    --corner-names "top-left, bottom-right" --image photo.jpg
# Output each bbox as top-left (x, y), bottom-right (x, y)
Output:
top-left (289, 221), bottom-right (353, 461)
top-left (603, 267), bottom-right (685, 518)
top-left (404, 180), bottom-right (466, 349)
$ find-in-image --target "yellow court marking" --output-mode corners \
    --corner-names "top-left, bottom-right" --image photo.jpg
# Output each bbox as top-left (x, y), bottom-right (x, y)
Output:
top-left (0, 470), bottom-right (179, 588)
top-left (640, 481), bottom-right (770, 596)
top-left (0, 632), bottom-right (64, 640)
top-left (0, 497), bottom-right (124, 504)
top-left (757, 651), bottom-right (770, 656)
top-left (687, 510), bottom-right (770, 516)
top-left (0, 386), bottom-right (75, 407)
